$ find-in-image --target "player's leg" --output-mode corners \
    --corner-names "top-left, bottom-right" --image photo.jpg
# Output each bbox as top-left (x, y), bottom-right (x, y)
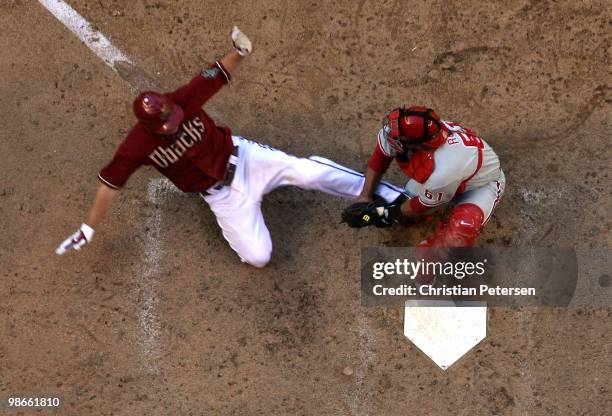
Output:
top-left (454, 170), bottom-right (505, 225)
top-left (201, 187), bottom-right (272, 268)
top-left (422, 171), bottom-right (505, 248)
top-left (305, 155), bottom-right (405, 202)
top-left (414, 172), bottom-right (505, 284)
top-left (232, 136), bottom-right (404, 202)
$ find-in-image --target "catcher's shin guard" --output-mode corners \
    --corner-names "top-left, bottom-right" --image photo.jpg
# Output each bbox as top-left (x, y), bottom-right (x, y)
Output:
top-left (414, 204), bottom-right (484, 285)
top-left (420, 203), bottom-right (485, 248)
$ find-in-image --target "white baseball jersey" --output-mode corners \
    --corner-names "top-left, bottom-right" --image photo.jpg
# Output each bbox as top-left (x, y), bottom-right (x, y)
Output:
top-left (406, 121), bottom-right (501, 207)
top-left (377, 121), bottom-right (504, 217)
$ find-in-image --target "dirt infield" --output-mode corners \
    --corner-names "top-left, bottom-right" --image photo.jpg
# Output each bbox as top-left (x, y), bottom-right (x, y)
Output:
top-left (1, 0), bottom-right (610, 415)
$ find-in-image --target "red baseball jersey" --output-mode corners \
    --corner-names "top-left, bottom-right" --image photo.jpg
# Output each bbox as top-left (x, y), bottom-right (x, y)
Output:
top-left (98, 61), bottom-right (234, 193)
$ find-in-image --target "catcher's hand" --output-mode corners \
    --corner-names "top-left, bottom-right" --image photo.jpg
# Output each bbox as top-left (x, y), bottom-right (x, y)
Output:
top-left (231, 26), bottom-right (252, 56)
top-left (55, 224), bottom-right (95, 255)
top-left (341, 201), bottom-right (394, 229)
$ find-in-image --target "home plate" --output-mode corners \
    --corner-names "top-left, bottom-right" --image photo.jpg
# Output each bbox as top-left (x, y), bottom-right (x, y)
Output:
top-left (404, 300), bottom-right (487, 370)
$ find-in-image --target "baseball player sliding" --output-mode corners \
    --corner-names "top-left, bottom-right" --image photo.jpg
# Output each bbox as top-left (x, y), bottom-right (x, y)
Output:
top-left (342, 106), bottom-right (505, 253)
top-left (56, 27), bottom-right (406, 267)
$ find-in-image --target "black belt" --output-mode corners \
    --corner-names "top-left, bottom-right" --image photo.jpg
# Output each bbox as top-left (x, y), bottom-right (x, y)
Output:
top-left (203, 146), bottom-right (238, 195)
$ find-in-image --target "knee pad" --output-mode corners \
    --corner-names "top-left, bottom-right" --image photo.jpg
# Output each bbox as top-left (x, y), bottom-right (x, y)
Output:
top-left (426, 203), bottom-right (485, 248)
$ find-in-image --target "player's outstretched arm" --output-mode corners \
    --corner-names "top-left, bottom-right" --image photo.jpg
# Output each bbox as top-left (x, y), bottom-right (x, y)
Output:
top-left (357, 137), bottom-right (394, 202)
top-left (55, 184), bottom-right (119, 255)
top-left (219, 26), bottom-right (253, 75)
top-left (357, 167), bottom-right (385, 202)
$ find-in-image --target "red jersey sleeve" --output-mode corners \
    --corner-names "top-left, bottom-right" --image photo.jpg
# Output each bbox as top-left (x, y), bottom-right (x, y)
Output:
top-left (167, 61), bottom-right (230, 108)
top-left (367, 142), bottom-right (394, 173)
top-left (98, 146), bottom-right (143, 190)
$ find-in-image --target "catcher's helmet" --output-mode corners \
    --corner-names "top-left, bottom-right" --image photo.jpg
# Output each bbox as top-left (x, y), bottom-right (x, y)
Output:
top-left (384, 106), bottom-right (445, 151)
top-left (399, 106), bottom-right (443, 144)
top-left (133, 91), bottom-right (184, 134)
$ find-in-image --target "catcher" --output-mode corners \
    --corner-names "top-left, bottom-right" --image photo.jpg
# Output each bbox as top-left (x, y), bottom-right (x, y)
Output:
top-left (342, 106), bottom-right (505, 249)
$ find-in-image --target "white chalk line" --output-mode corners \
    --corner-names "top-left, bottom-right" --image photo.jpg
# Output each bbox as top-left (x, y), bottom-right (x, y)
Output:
top-left (348, 313), bottom-right (375, 416)
top-left (516, 310), bottom-right (537, 413)
top-left (38, 0), bottom-right (165, 373)
top-left (137, 179), bottom-right (179, 374)
top-left (37, 0), bottom-right (133, 69)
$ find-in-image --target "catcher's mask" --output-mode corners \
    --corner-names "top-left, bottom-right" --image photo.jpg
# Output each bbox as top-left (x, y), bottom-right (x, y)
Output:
top-left (133, 91), bottom-right (184, 135)
top-left (383, 106), bottom-right (444, 153)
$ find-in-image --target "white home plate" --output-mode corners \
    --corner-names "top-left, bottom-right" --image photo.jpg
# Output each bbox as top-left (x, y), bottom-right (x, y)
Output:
top-left (404, 300), bottom-right (487, 370)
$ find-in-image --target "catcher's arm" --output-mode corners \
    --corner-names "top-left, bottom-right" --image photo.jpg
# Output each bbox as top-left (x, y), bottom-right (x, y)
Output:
top-left (379, 195), bottom-right (423, 223)
top-left (55, 184), bottom-right (119, 255)
top-left (357, 167), bottom-right (384, 202)
top-left (358, 134), bottom-right (394, 201)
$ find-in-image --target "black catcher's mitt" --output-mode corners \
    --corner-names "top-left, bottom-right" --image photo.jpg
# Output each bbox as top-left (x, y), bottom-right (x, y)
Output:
top-left (341, 194), bottom-right (411, 229)
top-left (341, 200), bottom-right (392, 229)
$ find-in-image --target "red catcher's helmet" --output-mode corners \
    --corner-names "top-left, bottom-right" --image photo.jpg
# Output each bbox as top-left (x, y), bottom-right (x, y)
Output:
top-left (133, 91), bottom-right (184, 135)
top-left (384, 106), bottom-right (445, 151)
top-left (399, 106), bottom-right (443, 145)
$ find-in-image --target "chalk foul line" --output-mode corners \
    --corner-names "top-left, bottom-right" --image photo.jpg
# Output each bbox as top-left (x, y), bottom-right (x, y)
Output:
top-left (37, 0), bottom-right (159, 91)
top-left (39, 0), bottom-right (166, 373)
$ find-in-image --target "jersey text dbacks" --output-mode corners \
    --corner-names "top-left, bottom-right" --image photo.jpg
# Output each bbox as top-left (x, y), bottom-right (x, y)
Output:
top-left (148, 117), bottom-right (206, 168)
top-left (98, 61), bottom-right (235, 193)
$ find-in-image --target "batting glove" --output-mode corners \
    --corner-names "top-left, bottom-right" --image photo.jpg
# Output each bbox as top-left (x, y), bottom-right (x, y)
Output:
top-left (231, 26), bottom-right (252, 56)
top-left (55, 224), bottom-right (95, 255)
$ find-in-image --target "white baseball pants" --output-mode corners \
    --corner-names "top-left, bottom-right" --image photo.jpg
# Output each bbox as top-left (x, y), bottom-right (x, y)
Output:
top-left (201, 136), bottom-right (405, 267)
top-left (453, 170), bottom-right (506, 224)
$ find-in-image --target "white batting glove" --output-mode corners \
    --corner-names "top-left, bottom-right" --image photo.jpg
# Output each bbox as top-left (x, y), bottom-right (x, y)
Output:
top-left (55, 224), bottom-right (95, 255)
top-left (231, 26), bottom-right (252, 56)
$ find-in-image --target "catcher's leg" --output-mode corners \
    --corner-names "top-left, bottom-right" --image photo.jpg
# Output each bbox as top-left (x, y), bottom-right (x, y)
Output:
top-left (414, 203), bottom-right (484, 285)
top-left (415, 175), bottom-right (505, 284)
top-left (201, 185), bottom-right (272, 268)
top-left (453, 171), bottom-right (506, 226)
top-left (421, 172), bottom-right (505, 247)
top-left (422, 203), bottom-right (485, 248)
